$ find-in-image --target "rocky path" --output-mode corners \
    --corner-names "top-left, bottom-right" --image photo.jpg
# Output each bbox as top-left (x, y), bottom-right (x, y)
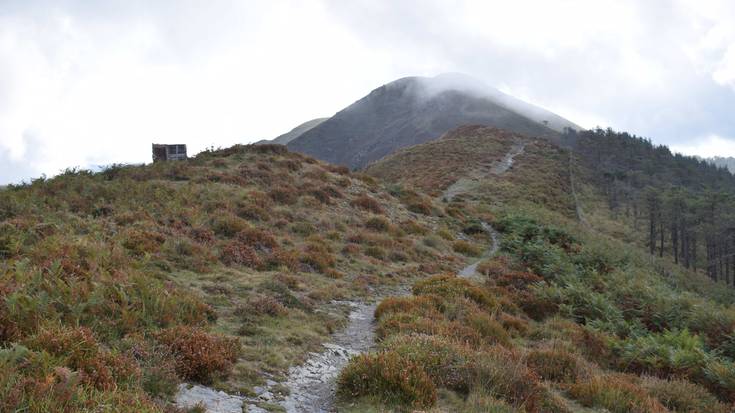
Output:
top-left (177, 237), bottom-right (500, 413)
top-left (176, 145), bottom-right (522, 413)
top-left (458, 222), bottom-right (500, 279)
top-left (175, 301), bottom-right (382, 413)
top-left (442, 142), bottom-right (526, 202)
top-left (492, 142), bottom-right (526, 175)
top-left (279, 301), bottom-right (378, 412)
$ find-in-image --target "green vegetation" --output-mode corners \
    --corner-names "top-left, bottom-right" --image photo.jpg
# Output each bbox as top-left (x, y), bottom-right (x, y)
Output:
top-left (7, 123), bottom-right (735, 412)
top-left (0, 144), bottom-right (470, 411)
top-left (567, 127), bottom-right (735, 284)
top-left (337, 213), bottom-right (735, 412)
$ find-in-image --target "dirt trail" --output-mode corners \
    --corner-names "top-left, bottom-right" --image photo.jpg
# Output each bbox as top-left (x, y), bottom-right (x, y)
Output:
top-left (458, 222), bottom-right (500, 279)
top-left (442, 142), bottom-right (526, 202)
top-left (275, 224), bottom-right (504, 411)
top-left (176, 144), bottom-right (525, 412)
top-left (279, 301), bottom-right (378, 412)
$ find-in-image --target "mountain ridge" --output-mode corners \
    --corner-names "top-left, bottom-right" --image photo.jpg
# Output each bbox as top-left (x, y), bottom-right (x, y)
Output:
top-left (287, 74), bottom-right (580, 169)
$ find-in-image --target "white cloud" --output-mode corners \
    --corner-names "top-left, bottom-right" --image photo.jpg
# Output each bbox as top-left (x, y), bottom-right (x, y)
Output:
top-left (671, 134), bottom-right (735, 158)
top-left (1, 0), bottom-right (735, 183)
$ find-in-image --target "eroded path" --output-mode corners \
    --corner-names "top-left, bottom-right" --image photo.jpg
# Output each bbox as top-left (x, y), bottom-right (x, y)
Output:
top-left (176, 143), bottom-right (524, 412)
top-left (279, 301), bottom-right (377, 412)
top-left (458, 222), bottom-right (500, 280)
top-left (442, 141), bottom-right (526, 201)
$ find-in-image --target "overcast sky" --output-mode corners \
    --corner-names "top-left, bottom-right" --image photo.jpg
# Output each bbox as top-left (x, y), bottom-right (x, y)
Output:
top-left (2, 0), bottom-right (735, 184)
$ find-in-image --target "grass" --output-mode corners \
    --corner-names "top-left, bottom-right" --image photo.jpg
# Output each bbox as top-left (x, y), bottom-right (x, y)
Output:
top-left (569, 374), bottom-right (667, 413)
top-left (339, 211), bottom-right (735, 411)
top-left (0, 144), bottom-right (468, 410)
top-left (7, 125), bottom-right (735, 411)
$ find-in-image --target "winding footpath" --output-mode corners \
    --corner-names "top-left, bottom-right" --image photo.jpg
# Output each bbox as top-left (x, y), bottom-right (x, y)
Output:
top-left (458, 222), bottom-right (500, 279)
top-left (442, 142), bottom-right (526, 202)
top-left (176, 143), bottom-right (522, 413)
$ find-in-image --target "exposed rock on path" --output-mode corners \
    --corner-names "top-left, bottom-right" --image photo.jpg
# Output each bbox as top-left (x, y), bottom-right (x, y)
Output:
top-left (279, 301), bottom-right (377, 412)
top-left (175, 384), bottom-right (246, 413)
top-left (442, 142), bottom-right (526, 202)
top-left (458, 222), bottom-right (500, 279)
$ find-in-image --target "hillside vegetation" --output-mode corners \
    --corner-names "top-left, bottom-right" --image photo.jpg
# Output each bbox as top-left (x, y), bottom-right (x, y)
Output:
top-left (5, 124), bottom-right (735, 412)
top-left (367, 125), bottom-right (575, 215)
top-left (348, 125), bottom-right (735, 412)
top-left (0, 144), bottom-right (485, 412)
top-left (567, 128), bottom-right (735, 284)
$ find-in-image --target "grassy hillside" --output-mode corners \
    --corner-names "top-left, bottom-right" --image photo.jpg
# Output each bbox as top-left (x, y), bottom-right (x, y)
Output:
top-left (0, 144), bottom-right (487, 412)
top-left (367, 125), bottom-right (575, 215)
top-left (5, 129), bottom-right (735, 412)
top-left (350, 126), bottom-right (735, 412)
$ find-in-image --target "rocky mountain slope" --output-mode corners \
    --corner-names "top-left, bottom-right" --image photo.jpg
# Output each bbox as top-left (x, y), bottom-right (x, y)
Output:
top-left (287, 74), bottom-right (579, 169)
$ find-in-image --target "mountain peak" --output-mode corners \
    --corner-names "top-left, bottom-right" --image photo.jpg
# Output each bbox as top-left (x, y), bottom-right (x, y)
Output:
top-left (287, 74), bottom-right (580, 169)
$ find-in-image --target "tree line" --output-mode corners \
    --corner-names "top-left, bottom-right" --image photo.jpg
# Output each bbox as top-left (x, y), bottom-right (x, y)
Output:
top-left (564, 127), bottom-right (735, 284)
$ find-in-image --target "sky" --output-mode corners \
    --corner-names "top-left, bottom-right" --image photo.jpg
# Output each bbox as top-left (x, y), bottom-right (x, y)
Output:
top-left (2, 0), bottom-right (735, 184)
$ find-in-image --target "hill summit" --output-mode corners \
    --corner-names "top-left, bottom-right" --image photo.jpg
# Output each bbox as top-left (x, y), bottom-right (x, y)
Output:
top-left (287, 73), bottom-right (580, 169)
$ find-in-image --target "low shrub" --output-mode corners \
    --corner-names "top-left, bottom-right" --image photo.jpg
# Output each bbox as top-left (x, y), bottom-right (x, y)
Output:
top-left (351, 195), bottom-right (384, 214)
top-left (268, 186), bottom-right (299, 205)
top-left (325, 164), bottom-right (349, 175)
top-left (189, 227), bottom-right (216, 244)
top-left (407, 200), bottom-right (433, 215)
top-left (453, 240), bottom-right (482, 256)
top-left (25, 325), bottom-right (140, 391)
top-left (465, 311), bottom-right (511, 346)
top-left (495, 271), bottom-right (543, 291)
top-left (210, 214), bottom-right (249, 238)
top-left (470, 346), bottom-right (544, 411)
top-left (337, 351), bottom-right (437, 409)
top-left (437, 228), bottom-right (454, 241)
top-left (477, 257), bottom-right (510, 278)
top-left (364, 246), bottom-right (386, 260)
top-left (365, 216), bottom-right (390, 232)
top-left (156, 326), bottom-right (240, 384)
top-left (400, 220), bottom-right (428, 235)
top-left (642, 376), bottom-right (730, 413)
top-left (422, 236), bottom-right (442, 249)
top-left (121, 228), bottom-right (165, 256)
top-left (291, 221), bottom-right (316, 236)
top-left (341, 243), bottom-right (360, 255)
top-left (526, 348), bottom-right (583, 383)
top-left (498, 313), bottom-right (529, 336)
top-left (220, 241), bottom-right (262, 268)
top-left (246, 143), bottom-right (288, 155)
top-left (300, 242), bottom-right (336, 272)
top-left (462, 390), bottom-right (519, 413)
top-left (413, 275), bottom-right (497, 310)
top-left (376, 313), bottom-right (482, 346)
top-left (383, 334), bottom-right (473, 392)
top-left (235, 295), bottom-right (287, 322)
top-left (236, 227), bottom-right (278, 251)
top-left (374, 296), bottom-right (441, 321)
top-left (568, 373), bottom-right (667, 413)
top-left (123, 336), bottom-right (180, 399)
top-left (264, 248), bottom-right (300, 271)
